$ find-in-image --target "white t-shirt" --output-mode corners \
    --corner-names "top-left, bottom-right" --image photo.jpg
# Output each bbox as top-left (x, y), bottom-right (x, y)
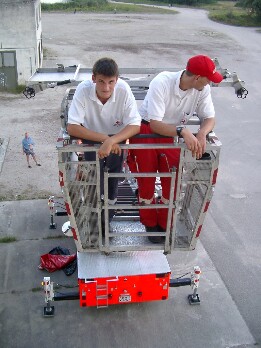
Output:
top-left (139, 71), bottom-right (215, 125)
top-left (68, 78), bottom-right (141, 134)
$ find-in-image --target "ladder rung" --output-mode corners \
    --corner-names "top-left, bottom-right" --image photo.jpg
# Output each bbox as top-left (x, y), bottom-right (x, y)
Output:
top-left (97, 295), bottom-right (108, 300)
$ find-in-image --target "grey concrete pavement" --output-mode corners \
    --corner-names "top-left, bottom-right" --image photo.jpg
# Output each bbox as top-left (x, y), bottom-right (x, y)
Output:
top-left (0, 200), bottom-right (256, 348)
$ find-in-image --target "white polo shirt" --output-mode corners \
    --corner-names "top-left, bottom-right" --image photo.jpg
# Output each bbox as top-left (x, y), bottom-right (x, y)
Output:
top-left (139, 71), bottom-right (215, 125)
top-left (68, 78), bottom-right (141, 134)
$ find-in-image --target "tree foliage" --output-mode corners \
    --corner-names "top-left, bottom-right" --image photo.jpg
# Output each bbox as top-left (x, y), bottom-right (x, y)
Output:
top-left (237, 0), bottom-right (261, 18)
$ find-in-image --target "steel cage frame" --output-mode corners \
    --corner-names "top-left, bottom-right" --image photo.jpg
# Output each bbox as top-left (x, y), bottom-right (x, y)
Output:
top-left (57, 133), bottom-right (221, 254)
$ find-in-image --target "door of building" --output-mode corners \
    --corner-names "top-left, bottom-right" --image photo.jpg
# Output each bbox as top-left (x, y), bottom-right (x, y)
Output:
top-left (0, 51), bottom-right (17, 90)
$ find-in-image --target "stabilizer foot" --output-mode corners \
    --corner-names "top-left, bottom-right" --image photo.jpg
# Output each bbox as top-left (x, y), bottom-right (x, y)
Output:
top-left (43, 306), bottom-right (55, 317)
top-left (188, 294), bottom-right (200, 305)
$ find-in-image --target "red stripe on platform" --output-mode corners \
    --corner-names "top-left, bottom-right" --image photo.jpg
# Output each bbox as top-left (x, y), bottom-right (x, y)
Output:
top-left (204, 201), bottom-right (210, 213)
top-left (71, 227), bottom-right (78, 241)
top-left (196, 225), bottom-right (202, 238)
top-left (212, 168), bottom-right (218, 185)
top-left (59, 171), bottom-right (64, 187)
top-left (65, 202), bottom-right (71, 215)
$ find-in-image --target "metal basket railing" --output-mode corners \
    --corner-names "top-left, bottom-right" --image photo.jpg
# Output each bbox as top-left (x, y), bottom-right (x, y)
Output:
top-left (57, 133), bottom-right (221, 254)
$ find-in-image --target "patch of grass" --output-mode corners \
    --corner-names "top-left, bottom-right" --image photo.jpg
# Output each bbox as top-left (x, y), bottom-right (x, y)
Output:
top-left (32, 287), bottom-right (42, 292)
top-left (0, 236), bottom-right (17, 243)
top-left (113, 0), bottom-right (261, 26)
top-left (44, 235), bottom-right (66, 239)
top-left (203, 1), bottom-right (261, 26)
top-left (43, 47), bottom-right (57, 59)
top-left (0, 194), bottom-right (26, 201)
top-left (42, 2), bottom-right (176, 14)
top-left (106, 0), bottom-right (176, 6)
top-left (0, 192), bottom-right (61, 202)
top-left (105, 3), bottom-right (176, 13)
top-left (6, 84), bottom-right (26, 94)
top-left (43, 47), bottom-right (49, 59)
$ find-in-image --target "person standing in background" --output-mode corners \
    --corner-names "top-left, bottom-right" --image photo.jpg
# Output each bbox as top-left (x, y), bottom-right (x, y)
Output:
top-left (22, 132), bottom-right (41, 168)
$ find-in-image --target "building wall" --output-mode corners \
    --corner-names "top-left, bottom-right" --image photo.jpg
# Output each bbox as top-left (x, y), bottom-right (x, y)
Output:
top-left (0, 0), bottom-right (42, 87)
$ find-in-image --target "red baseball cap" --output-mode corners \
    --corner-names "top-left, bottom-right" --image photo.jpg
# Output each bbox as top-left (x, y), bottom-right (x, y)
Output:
top-left (186, 55), bottom-right (223, 83)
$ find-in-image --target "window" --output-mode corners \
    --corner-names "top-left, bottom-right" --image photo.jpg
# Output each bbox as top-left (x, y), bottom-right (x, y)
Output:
top-left (3, 52), bottom-right (15, 67)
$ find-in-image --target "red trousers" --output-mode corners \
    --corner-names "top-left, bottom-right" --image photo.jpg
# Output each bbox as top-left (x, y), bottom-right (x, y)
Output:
top-left (128, 122), bottom-right (180, 230)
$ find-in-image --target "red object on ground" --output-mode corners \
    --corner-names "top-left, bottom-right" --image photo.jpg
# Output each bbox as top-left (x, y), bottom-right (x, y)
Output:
top-left (39, 253), bottom-right (76, 273)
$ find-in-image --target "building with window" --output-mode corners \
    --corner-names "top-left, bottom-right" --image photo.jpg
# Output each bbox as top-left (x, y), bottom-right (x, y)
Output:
top-left (0, 0), bottom-right (42, 89)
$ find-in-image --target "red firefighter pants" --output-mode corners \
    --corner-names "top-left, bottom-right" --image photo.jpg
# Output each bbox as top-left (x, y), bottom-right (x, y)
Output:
top-left (128, 122), bottom-right (180, 230)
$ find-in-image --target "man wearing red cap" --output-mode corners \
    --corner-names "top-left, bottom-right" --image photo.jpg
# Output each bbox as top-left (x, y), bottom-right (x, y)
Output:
top-left (128, 55), bottom-right (223, 243)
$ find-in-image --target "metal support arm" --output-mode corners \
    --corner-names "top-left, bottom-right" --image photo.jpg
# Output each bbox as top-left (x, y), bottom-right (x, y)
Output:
top-left (54, 292), bottom-right (80, 301)
top-left (169, 278), bottom-right (191, 287)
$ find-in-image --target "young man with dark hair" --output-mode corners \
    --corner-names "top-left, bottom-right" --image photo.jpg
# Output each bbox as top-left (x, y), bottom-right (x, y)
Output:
top-left (128, 55), bottom-right (223, 243)
top-left (92, 57), bottom-right (119, 78)
top-left (67, 57), bottom-right (141, 224)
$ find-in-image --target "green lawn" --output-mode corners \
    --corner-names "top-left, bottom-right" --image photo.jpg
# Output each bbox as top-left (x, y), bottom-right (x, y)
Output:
top-left (41, 0), bottom-right (261, 27)
top-left (41, 2), bottom-right (177, 14)
top-left (110, 0), bottom-right (261, 26)
top-left (203, 1), bottom-right (261, 26)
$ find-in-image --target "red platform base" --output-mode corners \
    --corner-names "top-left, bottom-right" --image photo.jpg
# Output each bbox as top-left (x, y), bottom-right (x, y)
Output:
top-left (79, 272), bottom-right (171, 307)
top-left (77, 251), bottom-right (171, 308)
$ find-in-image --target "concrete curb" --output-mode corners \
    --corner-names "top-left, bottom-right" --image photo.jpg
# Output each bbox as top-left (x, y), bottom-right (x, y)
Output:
top-left (0, 137), bottom-right (9, 173)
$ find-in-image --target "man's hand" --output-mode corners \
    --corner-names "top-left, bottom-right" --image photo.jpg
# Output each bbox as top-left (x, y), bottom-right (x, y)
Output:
top-left (98, 138), bottom-right (121, 159)
top-left (182, 128), bottom-right (202, 159)
top-left (111, 143), bottom-right (121, 156)
top-left (196, 131), bottom-right (207, 158)
top-left (194, 117), bottom-right (215, 158)
top-left (98, 138), bottom-right (112, 159)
